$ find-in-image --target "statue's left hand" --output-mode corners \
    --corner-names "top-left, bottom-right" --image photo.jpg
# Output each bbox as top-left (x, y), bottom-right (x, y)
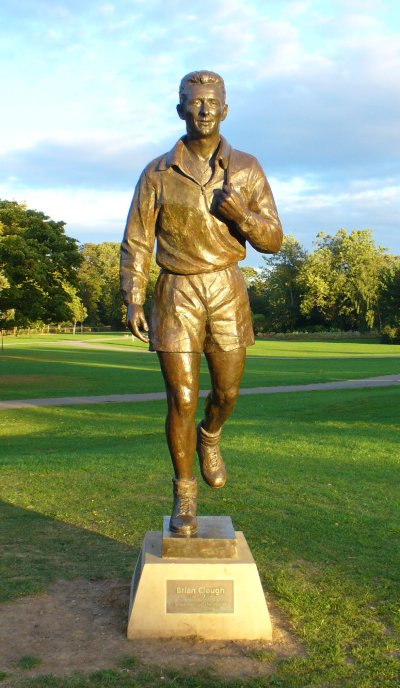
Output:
top-left (126, 304), bottom-right (149, 343)
top-left (216, 183), bottom-right (248, 225)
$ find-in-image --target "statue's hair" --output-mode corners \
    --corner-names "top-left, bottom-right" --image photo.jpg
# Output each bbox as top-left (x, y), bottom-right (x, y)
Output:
top-left (179, 70), bottom-right (226, 102)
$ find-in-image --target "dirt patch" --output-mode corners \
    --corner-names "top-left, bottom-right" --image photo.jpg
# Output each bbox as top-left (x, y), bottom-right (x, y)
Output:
top-left (0, 579), bottom-right (303, 684)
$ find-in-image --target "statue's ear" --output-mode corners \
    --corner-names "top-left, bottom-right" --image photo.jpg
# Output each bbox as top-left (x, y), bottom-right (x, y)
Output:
top-left (221, 103), bottom-right (228, 122)
top-left (176, 103), bottom-right (185, 120)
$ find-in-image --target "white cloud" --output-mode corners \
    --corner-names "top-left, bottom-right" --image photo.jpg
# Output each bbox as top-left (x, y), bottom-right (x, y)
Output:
top-left (272, 174), bottom-right (400, 213)
top-left (2, 185), bottom-right (131, 237)
top-left (1, 0), bottom-right (399, 256)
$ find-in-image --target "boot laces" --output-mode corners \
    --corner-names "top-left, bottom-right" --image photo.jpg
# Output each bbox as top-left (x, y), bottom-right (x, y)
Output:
top-left (208, 446), bottom-right (220, 469)
top-left (179, 495), bottom-right (192, 515)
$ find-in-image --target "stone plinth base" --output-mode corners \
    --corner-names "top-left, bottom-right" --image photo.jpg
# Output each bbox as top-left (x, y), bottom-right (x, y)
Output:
top-left (162, 515), bottom-right (237, 559)
top-left (127, 523), bottom-right (272, 640)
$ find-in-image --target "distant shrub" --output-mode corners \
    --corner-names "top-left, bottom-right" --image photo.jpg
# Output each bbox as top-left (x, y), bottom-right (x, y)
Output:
top-left (380, 325), bottom-right (400, 344)
top-left (258, 330), bottom-right (379, 341)
top-left (251, 313), bottom-right (268, 334)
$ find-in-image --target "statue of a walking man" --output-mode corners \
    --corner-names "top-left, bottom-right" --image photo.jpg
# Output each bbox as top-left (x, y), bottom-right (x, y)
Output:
top-left (120, 70), bottom-right (282, 536)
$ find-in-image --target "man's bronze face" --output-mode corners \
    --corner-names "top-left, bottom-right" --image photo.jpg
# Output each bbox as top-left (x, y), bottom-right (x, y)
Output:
top-left (177, 83), bottom-right (228, 140)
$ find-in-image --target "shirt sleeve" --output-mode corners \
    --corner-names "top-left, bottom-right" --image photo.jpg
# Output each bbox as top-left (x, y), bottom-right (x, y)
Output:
top-left (120, 171), bottom-right (158, 306)
top-left (237, 159), bottom-right (283, 254)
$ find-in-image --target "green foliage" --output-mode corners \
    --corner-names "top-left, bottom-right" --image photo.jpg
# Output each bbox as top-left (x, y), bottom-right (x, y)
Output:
top-left (380, 324), bottom-right (400, 344)
top-left (78, 243), bottom-right (159, 328)
top-left (239, 265), bottom-right (258, 287)
top-left (378, 255), bottom-right (400, 332)
top-left (0, 268), bottom-right (13, 329)
top-left (141, 255), bottom-right (160, 320)
top-left (246, 229), bottom-right (400, 336)
top-left (298, 229), bottom-right (387, 331)
top-left (61, 282), bottom-right (88, 332)
top-left (77, 242), bottom-right (122, 327)
top-left (251, 312), bottom-right (268, 334)
top-left (0, 200), bottom-right (81, 330)
top-left (247, 235), bottom-right (308, 333)
top-left (257, 235), bottom-right (308, 332)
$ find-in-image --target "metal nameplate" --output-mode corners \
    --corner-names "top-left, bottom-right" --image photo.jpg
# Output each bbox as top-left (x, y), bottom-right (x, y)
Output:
top-left (166, 579), bottom-right (234, 614)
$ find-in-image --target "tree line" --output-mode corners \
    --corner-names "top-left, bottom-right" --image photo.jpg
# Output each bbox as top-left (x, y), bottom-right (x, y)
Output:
top-left (1, 200), bottom-right (399, 341)
top-left (245, 232), bottom-right (400, 341)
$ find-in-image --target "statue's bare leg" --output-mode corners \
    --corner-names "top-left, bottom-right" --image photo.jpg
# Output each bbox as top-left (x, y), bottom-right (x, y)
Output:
top-left (203, 347), bottom-right (246, 433)
top-left (196, 347), bottom-right (246, 488)
top-left (157, 351), bottom-right (201, 535)
top-left (157, 351), bottom-right (201, 479)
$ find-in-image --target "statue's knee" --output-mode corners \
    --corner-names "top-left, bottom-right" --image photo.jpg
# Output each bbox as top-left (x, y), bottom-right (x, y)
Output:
top-left (214, 386), bottom-right (239, 408)
top-left (170, 387), bottom-right (197, 417)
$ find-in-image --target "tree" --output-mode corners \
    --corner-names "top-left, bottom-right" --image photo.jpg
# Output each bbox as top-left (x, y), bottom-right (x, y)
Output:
top-left (255, 234), bottom-right (308, 331)
top-left (378, 256), bottom-right (400, 341)
top-left (142, 256), bottom-right (160, 320)
top-left (76, 244), bottom-right (103, 325)
top-left (78, 242), bottom-right (159, 328)
top-left (78, 243), bottom-right (123, 328)
top-left (298, 229), bottom-right (387, 330)
top-left (0, 200), bottom-right (82, 330)
top-left (0, 269), bottom-right (13, 347)
top-left (62, 282), bottom-right (88, 334)
top-left (240, 266), bottom-right (258, 287)
top-left (251, 312), bottom-right (268, 334)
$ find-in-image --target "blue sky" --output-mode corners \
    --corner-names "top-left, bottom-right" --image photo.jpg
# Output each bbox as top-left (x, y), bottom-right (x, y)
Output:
top-left (1, 0), bottom-right (399, 266)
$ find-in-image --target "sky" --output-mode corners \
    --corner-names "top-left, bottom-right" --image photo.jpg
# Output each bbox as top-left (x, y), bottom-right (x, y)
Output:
top-left (1, 0), bottom-right (399, 267)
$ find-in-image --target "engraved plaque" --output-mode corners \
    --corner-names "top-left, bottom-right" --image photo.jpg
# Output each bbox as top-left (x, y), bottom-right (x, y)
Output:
top-left (166, 580), bottom-right (234, 614)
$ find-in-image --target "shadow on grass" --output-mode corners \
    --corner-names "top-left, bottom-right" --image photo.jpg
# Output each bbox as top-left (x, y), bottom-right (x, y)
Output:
top-left (0, 500), bottom-right (137, 603)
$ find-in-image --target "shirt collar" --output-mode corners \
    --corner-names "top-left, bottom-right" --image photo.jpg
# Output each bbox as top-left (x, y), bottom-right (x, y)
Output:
top-left (157, 135), bottom-right (231, 172)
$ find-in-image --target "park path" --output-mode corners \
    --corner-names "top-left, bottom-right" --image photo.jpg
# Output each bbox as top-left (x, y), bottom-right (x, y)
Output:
top-left (0, 374), bottom-right (399, 410)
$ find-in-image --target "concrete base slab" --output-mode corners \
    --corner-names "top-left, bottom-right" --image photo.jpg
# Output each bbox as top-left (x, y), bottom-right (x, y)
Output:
top-left (127, 528), bottom-right (272, 640)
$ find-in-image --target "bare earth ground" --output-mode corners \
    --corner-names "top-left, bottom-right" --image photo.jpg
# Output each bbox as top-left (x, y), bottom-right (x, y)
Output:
top-left (0, 578), bottom-right (302, 685)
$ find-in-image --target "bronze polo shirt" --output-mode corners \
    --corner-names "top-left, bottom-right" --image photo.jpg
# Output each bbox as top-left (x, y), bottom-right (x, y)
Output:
top-left (120, 136), bottom-right (282, 306)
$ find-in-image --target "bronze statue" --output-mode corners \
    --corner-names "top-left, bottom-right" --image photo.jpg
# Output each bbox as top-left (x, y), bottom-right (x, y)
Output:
top-left (120, 71), bottom-right (282, 537)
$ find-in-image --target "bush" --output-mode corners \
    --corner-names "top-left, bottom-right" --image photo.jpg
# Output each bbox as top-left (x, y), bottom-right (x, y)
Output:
top-left (258, 330), bottom-right (379, 341)
top-left (380, 325), bottom-right (400, 344)
top-left (251, 313), bottom-right (268, 334)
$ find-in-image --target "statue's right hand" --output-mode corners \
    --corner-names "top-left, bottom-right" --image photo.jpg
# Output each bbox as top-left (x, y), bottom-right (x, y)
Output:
top-left (126, 304), bottom-right (149, 343)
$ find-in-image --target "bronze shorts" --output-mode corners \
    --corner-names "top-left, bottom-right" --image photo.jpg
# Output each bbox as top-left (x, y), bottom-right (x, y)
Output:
top-left (149, 264), bottom-right (254, 353)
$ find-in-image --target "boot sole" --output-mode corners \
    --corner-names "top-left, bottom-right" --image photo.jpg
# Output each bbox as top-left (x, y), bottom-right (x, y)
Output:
top-left (199, 468), bottom-right (226, 489)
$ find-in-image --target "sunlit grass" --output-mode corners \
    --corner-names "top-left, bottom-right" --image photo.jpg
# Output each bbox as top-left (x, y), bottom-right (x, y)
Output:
top-left (0, 387), bottom-right (399, 687)
top-left (249, 338), bottom-right (400, 358)
top-left (3, 331), bottom-right (400, 357)
top-left (1, 339), bottom-right (399, 401)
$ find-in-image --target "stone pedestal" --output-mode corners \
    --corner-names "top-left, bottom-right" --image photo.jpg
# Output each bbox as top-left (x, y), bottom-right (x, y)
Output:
top-left (127, 517), bottom-right (272, 640)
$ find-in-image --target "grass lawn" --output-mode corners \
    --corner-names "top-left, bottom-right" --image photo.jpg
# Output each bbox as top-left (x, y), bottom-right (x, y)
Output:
top-left (3, 331), bottom-right (400, 356)
top-left (1, 381), bottom-right (399, 687)
top-left (1, 336), bottom-right (399, 401)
